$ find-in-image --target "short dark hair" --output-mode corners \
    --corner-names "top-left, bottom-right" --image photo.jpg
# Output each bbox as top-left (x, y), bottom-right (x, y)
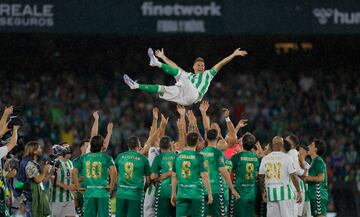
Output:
top-left (194, 57), bottom-right (204, 64)
top-left (186, 133), bottom-right (199, 147)
top-left (127, 136), bottom-right (140, 150)
top-left (288, 134), bottom-right (300, 147)
top-left (313, 139), bottom-right (326, 156)
top-left (79, 139), bottom-right (89, 148)
top-left (160, 136), bottom-right (171, 150)
top-left (90, 135), bottom-right (104, 153)
top-left (242, 132), bottom-right (256, 151)
top-left (207, 129), bottom-right (218, 141)
top-left (284, 140), bottom-right (292, 152)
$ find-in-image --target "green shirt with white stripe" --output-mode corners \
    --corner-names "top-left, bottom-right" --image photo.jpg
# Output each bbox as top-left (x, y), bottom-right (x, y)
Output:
top-left (231, 151), bottom-right (259, 200)
top-left (185, 68), bottom-right (217, 102)
top-left (52, 159), bottom-right (74, 202)
top-left (308, 156), bottom-right (328, 200)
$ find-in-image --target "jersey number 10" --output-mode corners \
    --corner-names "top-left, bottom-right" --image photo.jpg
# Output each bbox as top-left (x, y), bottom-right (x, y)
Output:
top-left (85, 161), bottom-right (102, 178)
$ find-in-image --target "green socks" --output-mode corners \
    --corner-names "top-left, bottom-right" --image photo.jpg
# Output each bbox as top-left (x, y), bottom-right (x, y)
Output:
top-left (161, 64), bottom-right (180, 77)
top-left (138, 84), bottom-right (160, 93)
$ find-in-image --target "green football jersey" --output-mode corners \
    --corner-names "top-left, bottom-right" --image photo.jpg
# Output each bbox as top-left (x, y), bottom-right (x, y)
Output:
top-left (308, 156), bottom-right (328, 200)
top-left (231, 151), bottom-right (259, 199)
top-left (223, 157), bottom-right (233, 200)
top-left (115, 150), bottom-right (150, 200)
top-left (73, 152), bottom-right (115, 198)
top-left (173, 150), bottom-right (206, 199)
top-left (150, 152), bottom-right (177, 198)
top-left (200, 146), bottom-right (225, 194)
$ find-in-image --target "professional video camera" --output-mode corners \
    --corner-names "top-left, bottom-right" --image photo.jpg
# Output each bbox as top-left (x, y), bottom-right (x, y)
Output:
top-left (47, 144), bottom-right (72, 168)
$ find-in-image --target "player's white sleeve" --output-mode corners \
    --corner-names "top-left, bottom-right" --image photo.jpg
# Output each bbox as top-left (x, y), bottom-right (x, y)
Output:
top-left (294, 156), bottom-right (305, 176)
top-left (148, 147), bottom-right (159, 166)
top-left (86, 143), bottom-right (91, 154)
top-left (259, 158), bottom-right (266, 175)
top-left (0, 146), bottom-right (8, 159)
top-left (287, 157), bottom-right (296, 174)
top-left (288, 150), bottom-right (304, 176)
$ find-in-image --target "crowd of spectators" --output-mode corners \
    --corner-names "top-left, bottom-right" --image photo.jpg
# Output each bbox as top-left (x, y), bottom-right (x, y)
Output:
top-left (0, 35), bottom-right (359, 212)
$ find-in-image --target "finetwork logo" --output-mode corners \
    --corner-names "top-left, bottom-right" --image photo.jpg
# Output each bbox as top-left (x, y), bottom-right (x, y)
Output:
top-left (313, 8), bottom-right (360, 25)
top-left (141, 1), bottom-right (221, 16)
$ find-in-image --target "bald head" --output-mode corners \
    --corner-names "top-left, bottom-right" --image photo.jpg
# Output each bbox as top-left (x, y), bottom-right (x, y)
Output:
top-left (271, 136), bottom-right (284, 151)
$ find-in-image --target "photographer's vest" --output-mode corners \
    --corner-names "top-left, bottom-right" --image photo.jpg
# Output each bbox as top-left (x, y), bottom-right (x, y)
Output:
top-left (14, 157), bottom-right (38, 201)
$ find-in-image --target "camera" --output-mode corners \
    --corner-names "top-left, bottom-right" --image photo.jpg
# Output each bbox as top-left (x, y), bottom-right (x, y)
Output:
top-left (7, 116), bottom-right (23, 129)
top-left (47, 144), bottom-right (72, 168)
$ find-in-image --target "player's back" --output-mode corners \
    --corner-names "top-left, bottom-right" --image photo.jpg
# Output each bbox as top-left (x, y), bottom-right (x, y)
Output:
top-left (78, 152), bottom-right (114, 198)
top-left (174, 150), bottom-right (206, 199)
top-left (260, 151), bottom-right (295, 202)
top-left (115, 150), bottom-right (150, 200)
top-left (200, 146), bottom-right (224, 194)
top-left (231, 151), bottom-right (259, 198)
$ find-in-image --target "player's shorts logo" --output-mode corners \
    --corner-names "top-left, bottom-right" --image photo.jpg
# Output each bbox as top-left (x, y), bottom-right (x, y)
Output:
top-left (313, 8), bottom-right (333, 25)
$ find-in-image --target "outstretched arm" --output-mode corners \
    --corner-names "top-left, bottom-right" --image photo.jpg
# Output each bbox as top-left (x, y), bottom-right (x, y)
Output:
top-left (102, 122), bottom-right (113, 151)
top-left (213, 48), bottom-right (247, 73)
top-left (0, 106), bottom-right (13, 138)
top-left (176, 105), bottom-right (187, 151)
top-left (155, 48), bottom-right (185, 71)
top-left (90, 111), bottom-right (99, 139)
top-left (223, 108), bottom-right (237, 148)
top-left (199, 101), bottom-right (210, 138)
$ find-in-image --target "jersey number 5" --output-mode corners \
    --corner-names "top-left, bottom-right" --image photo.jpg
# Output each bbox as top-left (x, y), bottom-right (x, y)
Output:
top-left (85, 161), bottom-right (102, 178)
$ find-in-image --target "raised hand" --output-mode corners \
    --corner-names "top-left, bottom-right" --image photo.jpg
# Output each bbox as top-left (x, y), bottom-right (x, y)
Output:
top-left (155, 48), bottom-right (166, 59)
top-left (152, 107), bottom-right (159, 120)
top-left (236, 119), bottom-right (248, 128)
top-left (199, 101), bottom-right (209, 113)
top-left (107, 122), bottom-right (114, 132)
top-left (160, 114), bottom-right (169, 127)
top-left (187, 110), bottom-right (197, 125)
top-left (4, 106), bottom-right (13, 116)
top-left (176, 104), bottom-right (186, 116)
top-left (233, 48), bottom-right (247, 57)
top-left (222, 108), bottom-right (230, 118)
top-left (92, 111), bottom-right (99, 120)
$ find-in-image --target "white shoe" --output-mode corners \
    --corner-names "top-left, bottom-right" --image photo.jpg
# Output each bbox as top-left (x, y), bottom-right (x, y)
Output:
top-left (148, 48), bottom-right (161, 67)
top-left (123, 74), bottom-right (139, 89)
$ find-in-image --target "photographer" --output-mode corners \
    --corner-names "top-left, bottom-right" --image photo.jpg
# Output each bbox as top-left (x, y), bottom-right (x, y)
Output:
top-left (15, 141), bottom-right (53, 217)
top-left (0, 106), bottom-right (19, 159)
top-left (50, 143), bottom-right (76, 217)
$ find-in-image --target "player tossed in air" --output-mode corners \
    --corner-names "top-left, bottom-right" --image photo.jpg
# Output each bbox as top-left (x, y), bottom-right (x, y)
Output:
top-left (124, 47), bottom-right (247, 106)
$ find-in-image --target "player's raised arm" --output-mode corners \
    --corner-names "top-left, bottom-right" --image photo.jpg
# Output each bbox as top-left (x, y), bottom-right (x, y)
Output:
top-left (212, 48), bottom-right (247, 73)
top-left (102, 122), bottom-right (113, 151)
top-left (176, 105), bottom-right (187, 151)
top-left (0, 106), bottom-right (13, 138)
top-left (223, 108), bottom-right (238, 148)
top-left (199, 101), bottom-right (210, 136)
top-left (155, 48), bottom-right (185, 72)
top-left (90, 111), bottom-right (99, 139)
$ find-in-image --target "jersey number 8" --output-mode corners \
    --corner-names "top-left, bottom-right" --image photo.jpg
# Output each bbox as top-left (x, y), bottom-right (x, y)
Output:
top-left (181, 161), bottom-right (191, 178)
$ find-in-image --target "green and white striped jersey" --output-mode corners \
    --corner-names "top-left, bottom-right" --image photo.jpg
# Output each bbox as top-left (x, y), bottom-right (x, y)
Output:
top-left (259, 151), bottom-right (296, 202)
top-left (51, 159), bottom-right (74, 202)
top-left (183, 68), bottom-right (217, 102)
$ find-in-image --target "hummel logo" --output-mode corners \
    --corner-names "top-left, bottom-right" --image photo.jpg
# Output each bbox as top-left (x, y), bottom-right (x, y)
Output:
top-left (313, 8), bottom-right (333, 25)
